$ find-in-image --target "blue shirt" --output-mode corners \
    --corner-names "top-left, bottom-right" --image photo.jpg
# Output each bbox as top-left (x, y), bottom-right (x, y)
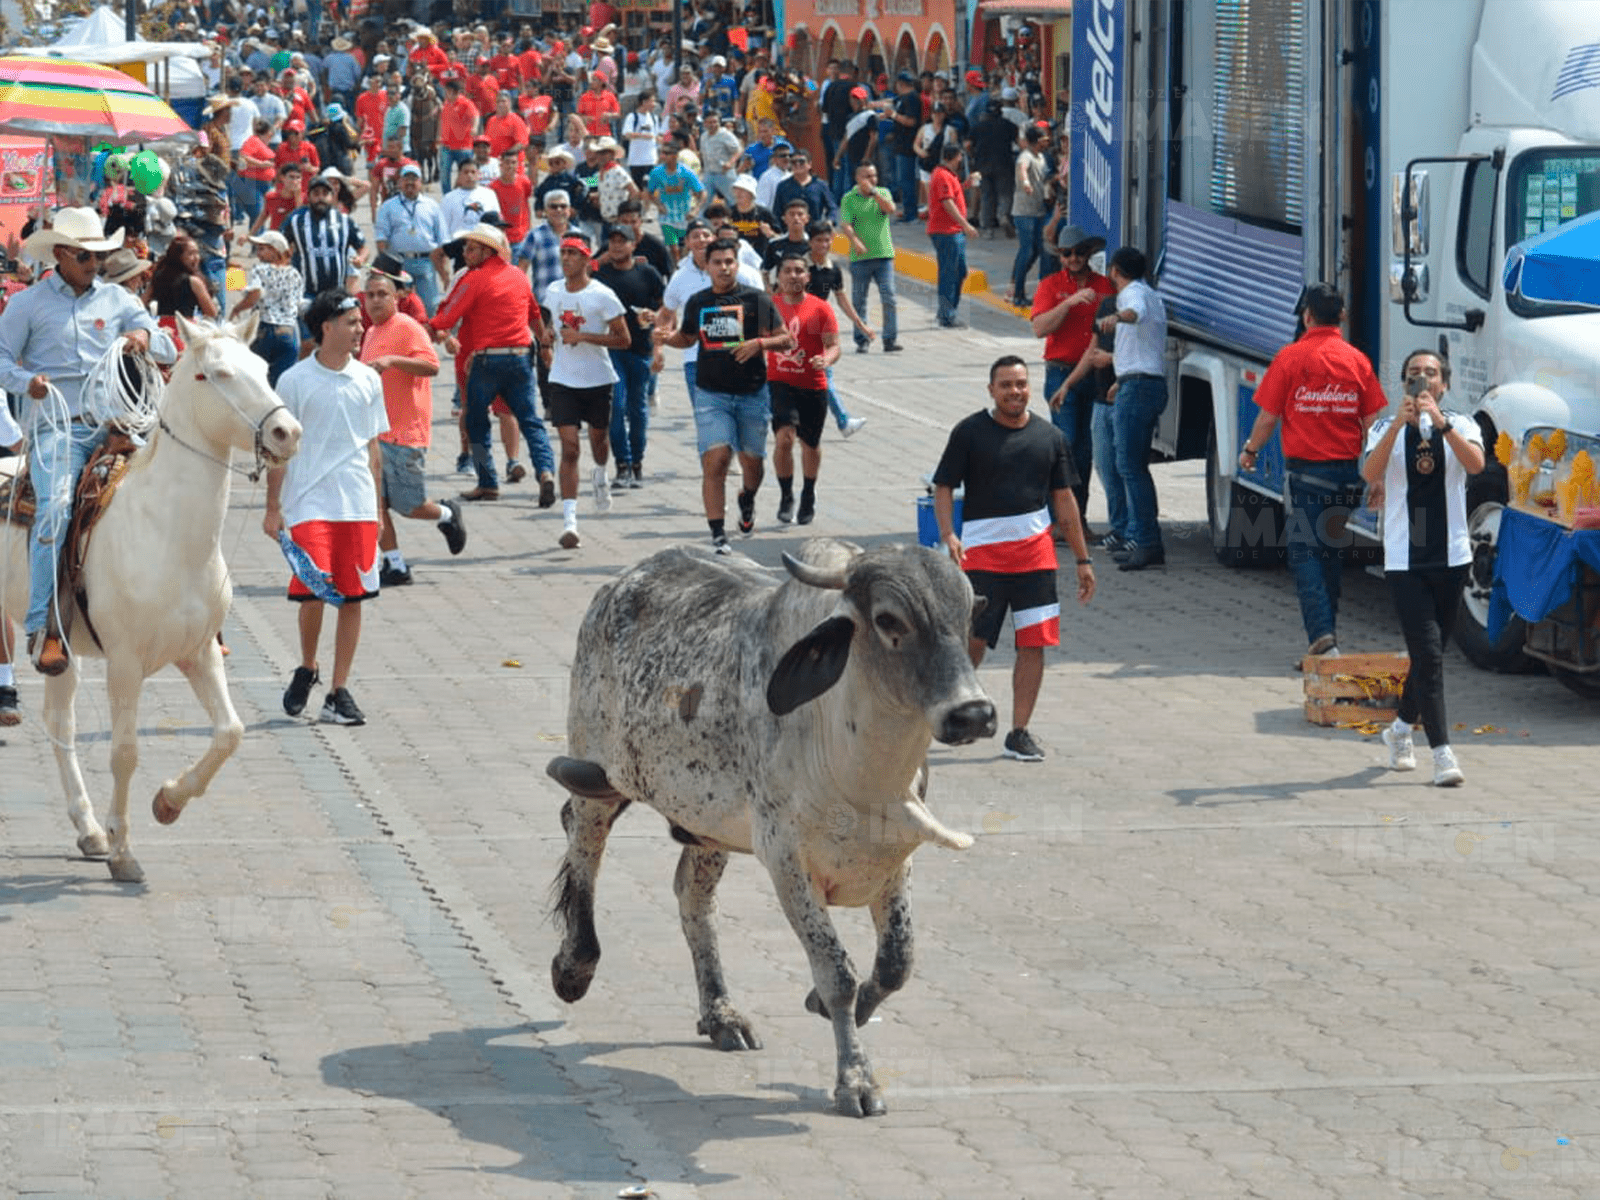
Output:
top-left (375, 194), bottom-right (447, 256)
top-left (516, 223), bottom-right (565, 299)
top-left (646, 163), bottom-right (704, 228)
top-left (704, 76), bottom-right (738, 119)
top-left (772, 174), bottom-right (838, 224)
top-left (0, 273), bottom-right (174, 418)
top-left (324, 50), bottom-right (362, 94)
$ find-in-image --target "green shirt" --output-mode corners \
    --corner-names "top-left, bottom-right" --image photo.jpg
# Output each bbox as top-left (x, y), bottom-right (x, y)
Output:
top-left (839, 186), bottom-right (896, 262)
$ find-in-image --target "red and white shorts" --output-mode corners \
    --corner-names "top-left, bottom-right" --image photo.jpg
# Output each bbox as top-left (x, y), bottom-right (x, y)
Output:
top-left (286, 520), bottom-right (380, 603)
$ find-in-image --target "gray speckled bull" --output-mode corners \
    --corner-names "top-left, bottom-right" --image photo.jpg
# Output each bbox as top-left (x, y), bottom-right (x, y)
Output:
top-left (546, 537), bottom-right (997, 1117)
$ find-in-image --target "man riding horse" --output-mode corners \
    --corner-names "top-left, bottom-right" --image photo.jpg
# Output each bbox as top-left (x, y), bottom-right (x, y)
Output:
top-left (0, 207), bottom-right (177, 677)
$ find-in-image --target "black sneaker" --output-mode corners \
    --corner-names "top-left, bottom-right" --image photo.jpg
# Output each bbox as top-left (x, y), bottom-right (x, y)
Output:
top-left (0, 684), bottom-right (20, 727)
top-left (379, 563), bottom-right (413, 588)
top-left (882, 339), bottom-right (903, 353)
top-left (320, 687), bottom-right (365, 726)
top-left (796, 496), bottom-right (815, 525)
top-left (737, 490), bottom-right (756, 537)
top-left (629, 463), bottom-right (643, 489)
top-left (777, 493), bottom-right (795, 524)
top-left (611, 468), bottom-right (632, 491)
top-left (454, 452), bottom-right (472, 474)
top-left (283, 666), bottom-right (319, 717)
top-left (1003, 727), bottom-right (1046, 762)
top-left (437, 499), bottom-right (467, 555)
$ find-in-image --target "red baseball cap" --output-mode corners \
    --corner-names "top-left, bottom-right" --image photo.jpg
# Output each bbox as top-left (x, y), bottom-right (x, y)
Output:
top-left (965, 70), bottom-right (985, 88)
top-left (850, 86), bottom-right (869, 100)
top-left (284, 118), bottom-right (304, 132)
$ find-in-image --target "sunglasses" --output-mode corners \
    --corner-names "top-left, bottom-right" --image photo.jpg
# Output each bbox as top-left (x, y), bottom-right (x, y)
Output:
top-left (69, 249), bottom-right (107, 264)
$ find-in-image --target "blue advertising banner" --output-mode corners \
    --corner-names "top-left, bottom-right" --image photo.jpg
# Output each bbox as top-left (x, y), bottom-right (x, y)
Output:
top-left (1070, 0), bottom-right (1124, 251)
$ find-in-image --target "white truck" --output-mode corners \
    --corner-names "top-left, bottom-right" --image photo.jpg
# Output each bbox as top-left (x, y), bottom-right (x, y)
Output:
top-left (1068, 0), bottom-right (1600, 690)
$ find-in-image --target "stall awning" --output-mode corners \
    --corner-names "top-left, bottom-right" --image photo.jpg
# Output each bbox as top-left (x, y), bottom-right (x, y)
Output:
top-left (978, 0), bottom-right (1072, 15)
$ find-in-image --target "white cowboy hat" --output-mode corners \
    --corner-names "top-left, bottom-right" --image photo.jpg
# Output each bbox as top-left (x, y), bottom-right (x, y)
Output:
top-left (22, 207), bottom-right (125, 259)
top-left (592, 37), bottom-right (613, 53)
top-left (591, 135), bottom-right (621, 154)
top-left (330, 36), bottom-right (353, 51)
top-left (249, 231), bottom-right (289, 254)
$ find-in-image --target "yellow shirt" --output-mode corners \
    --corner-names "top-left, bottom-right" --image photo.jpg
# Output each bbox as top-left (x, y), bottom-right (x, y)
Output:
top-left (746, 87), bottom-right (784, 136)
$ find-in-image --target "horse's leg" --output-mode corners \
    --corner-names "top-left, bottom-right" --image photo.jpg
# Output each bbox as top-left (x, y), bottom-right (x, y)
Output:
top-left (153, 637), bottom-right (243, 826)
top-left (677, 844), bottom-right (761, 1051)
top-left (103, 655), bottom-right (147, 884)
top-left (41, 664), bottom-right (108, 859)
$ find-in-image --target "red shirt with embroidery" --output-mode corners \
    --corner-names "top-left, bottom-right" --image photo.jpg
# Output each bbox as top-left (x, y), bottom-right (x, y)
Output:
top-left (1032, 269), bottom-right (1115, 363)
top-left (1253, 325), bottom-right (1389, 460)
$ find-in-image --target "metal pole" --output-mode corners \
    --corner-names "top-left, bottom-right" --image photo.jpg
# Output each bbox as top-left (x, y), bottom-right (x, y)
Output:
top-left (673, 2), bottom-right (683, 72)
top-left (125, 0), bottom-right (137, 42)
top-left (954, 0), bottom-right (969, 77)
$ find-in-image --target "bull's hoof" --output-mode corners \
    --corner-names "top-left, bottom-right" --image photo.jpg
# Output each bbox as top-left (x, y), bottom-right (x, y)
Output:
top-left (804, 988), bottom-right (831, 1020)
top-left (834, 1080), bottom-right (887, 1118)
top-left (152, 788), bottom-right (182, 825)
top-left (77, 830), bottom-right (110, 859)
top-left (697, 1003), bottom-right (762, 1051)
top-left (551, 955), bottom-right (595, 1003)
top-left (107, 854), bottom-right (145, 884)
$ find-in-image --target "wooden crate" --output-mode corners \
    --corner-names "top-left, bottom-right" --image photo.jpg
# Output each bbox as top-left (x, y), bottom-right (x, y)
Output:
top-left (1302, 652), bottom-right (1410, 726)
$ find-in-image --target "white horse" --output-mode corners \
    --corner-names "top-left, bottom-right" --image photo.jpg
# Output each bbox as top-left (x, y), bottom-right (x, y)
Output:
top-left (0, 313), bottom-right (302, 883)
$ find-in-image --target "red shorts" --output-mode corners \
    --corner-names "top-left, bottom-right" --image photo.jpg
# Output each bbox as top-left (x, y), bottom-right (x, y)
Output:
top-left (286, 519), bottom-right (380, 603)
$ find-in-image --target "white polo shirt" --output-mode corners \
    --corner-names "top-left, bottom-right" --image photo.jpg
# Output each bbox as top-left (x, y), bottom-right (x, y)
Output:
top-left (1112, 278), bottom-right (1167, 379)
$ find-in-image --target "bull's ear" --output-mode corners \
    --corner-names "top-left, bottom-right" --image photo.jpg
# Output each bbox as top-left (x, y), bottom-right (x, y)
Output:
top-left (766, 616), bottom-right (856, 715)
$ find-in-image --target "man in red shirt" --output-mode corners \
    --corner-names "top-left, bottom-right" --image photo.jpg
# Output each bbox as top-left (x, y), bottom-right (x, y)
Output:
top-left (274, 120), bottom-right (320, 173)
top-left (252, 161), bottom-right (304, 233)
top-left (1239, 282), bottom-right (1388, 658)
top-left (925, 142), bottom-right (979, 328)
top-left (516, 41), bottom-right (544, 89)
top-left (278, 69), bottom-right (314, 125)
top-left (576, 74), bottom-right (621, 138)
top-left (369, 135), bottom-right (419, 221)
top-left (429, 224), bottom-right (556, 506)
top-left (1032, 225), bottom-right (1113, 522)
top-left (766, 251), bottom-right (841, 525)
top-left (411, 29), bottom-right (452, 81)
top-left (439, 79), bottom-right (480, 193)
top-left (489, 35), bottom-right (520, 89)
top-left (488, 148), bottom-right (533, 242)
top-left (519, 82), bottom-right (555, 150)
top-left (466, 58), bottom-right (500, 116)
top-left (484, 91), bottom-right (529, 158)
top-left (354, 74), bottom-right (389, 166)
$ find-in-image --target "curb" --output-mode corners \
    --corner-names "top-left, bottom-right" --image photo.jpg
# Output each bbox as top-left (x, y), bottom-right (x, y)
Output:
top-left (828, 233), bottom-right (1028, 324)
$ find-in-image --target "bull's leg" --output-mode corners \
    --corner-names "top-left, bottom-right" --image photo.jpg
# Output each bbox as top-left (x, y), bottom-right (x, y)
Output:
top-left (42, 664), bottom-right (108, 859)
top-left (766, 850), bottom-right (885, 1118)
top-left (103, 656), bottom-right (146, 883)
top-left (550, 793), bottom-right (629, 1002)
top-left (807, 860), bottom-right (913, 1027)
top-left (675, 845), bottom-right (761, 1051)
top-left (153, 640), bottom-right (244, 826)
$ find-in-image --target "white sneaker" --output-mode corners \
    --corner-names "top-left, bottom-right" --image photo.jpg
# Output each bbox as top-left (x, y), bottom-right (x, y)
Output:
top-left (841, 416), bottom-right (867, 439)
top-left (1432, 745), bottom-right (1464, 787)
top-left (559, 516), bottom-right (580, 549)
top-left (1381, 724), bottom-right (1417, 771)
top-left (592, 465), bottom-right (612, 513)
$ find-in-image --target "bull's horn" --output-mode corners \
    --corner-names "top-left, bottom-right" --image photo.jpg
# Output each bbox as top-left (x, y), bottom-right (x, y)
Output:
top-left (781, 552), bottom-right (848, 590)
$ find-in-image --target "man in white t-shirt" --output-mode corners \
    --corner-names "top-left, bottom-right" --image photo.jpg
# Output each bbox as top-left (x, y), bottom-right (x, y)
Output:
top-left (440, 160), bottom-right (502, 240)
top-left (264, 290), bottom-right (389, 728)
top-left (539, 230), bottom-right (631, 549)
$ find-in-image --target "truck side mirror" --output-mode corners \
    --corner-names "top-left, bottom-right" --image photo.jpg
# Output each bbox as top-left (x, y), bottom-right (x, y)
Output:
top-left (1389, 261), bottom-right (1430, 303)
top-left (1391, 169), bottom-right (1429, 257)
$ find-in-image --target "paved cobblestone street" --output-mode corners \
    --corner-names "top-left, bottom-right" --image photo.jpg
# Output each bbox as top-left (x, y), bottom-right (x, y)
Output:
top-left (3, 274), bottom-right (1598, 1199)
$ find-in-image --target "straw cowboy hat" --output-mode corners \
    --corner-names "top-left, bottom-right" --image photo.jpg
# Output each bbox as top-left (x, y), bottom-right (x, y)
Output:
top-left (592, 37), bottom-right (613, 53)
top-left (461, 224), bottom-right (510, 258)
top-left (330, 36), bottom-right (354, 51)
top-left (22, 207), bottom-right (125, 259)
top-left (99, 248), bottom-right (150, 285)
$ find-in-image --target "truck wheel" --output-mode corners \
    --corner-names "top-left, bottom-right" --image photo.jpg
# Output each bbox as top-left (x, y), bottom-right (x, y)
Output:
top-left (1551, 667), bottom-right (1600, 699)
top-left (1206, 427), bottom-right (1284, 567)
top-left (1454, 472), bottom-right (1540, 673)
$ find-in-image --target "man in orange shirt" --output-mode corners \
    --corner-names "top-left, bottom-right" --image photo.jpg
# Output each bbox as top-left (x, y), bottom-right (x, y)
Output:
top-left (429, 224), bottom-right (557, 505)
top-left (484, 91), bottom-right (529, 157)
top-left (577, 73), bottom-right (621, 138)
top-left (439, 79), bottom-right (480, 196)
top-left (360, 265), bottom-right (465, 588)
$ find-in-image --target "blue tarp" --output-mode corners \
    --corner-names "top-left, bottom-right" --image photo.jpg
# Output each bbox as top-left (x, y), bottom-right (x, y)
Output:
top-left (1503, 210), bottom-right (1600, 307)
top-left (1487, 506), bottom-right (1600, 637)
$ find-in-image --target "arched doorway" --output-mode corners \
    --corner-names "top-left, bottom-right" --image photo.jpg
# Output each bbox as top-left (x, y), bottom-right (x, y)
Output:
top-left (858, 29), bottom-right (885, 89)
top-left (894, 30), bottom-right (918, 76)
top-left (924, 31), bottom-right (950, 77)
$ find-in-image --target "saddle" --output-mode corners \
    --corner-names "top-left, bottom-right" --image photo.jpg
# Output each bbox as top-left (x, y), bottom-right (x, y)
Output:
top-left (0, 431), bottom-right (139, 648)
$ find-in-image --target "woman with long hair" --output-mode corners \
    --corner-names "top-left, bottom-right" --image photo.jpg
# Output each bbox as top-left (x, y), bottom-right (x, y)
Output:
top-left (143, 233), bottom-right (218, 352)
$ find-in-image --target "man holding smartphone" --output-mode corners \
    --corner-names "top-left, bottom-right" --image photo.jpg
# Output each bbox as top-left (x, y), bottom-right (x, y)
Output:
top-left (1238, 283), bottom-right (1388, 662)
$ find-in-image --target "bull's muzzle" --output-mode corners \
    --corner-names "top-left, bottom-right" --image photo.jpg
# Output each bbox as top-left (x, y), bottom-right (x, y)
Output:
top-left (935, 699), bottom-right (998, 745)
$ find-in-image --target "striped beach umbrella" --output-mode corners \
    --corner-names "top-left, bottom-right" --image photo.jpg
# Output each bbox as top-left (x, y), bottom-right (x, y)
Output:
top-left (0, 55), bottom-right (192, 145)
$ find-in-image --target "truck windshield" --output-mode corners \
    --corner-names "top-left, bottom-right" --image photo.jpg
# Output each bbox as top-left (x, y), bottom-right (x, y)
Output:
top-left (1505, 149), bottom-right (1600, 317)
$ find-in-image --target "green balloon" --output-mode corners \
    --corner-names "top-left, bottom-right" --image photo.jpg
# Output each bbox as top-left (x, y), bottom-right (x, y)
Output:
top-left (129, 151), bottom-right (162, 195)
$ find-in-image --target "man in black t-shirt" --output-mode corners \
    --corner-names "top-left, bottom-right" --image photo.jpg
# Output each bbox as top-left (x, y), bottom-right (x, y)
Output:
top-left (890, 72), bottom-right (923, 224)
top-left (596, 224), bottom-right (666, 488)
top-left (762, 198), bottom-right (815, 287)
top-left (932, 355), bottom-right (1095, 762)
top-left (663, 237), bottom-right (792, 554)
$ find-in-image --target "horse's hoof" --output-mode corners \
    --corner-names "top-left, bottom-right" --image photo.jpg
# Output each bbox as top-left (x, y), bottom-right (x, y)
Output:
top-left (152, 789), bottom-right (181, 825)
top-left (77, 831), bottom-right (110, 859)
top-left (551, 955), bottom-right (595, 1004)
top-left (107, 855), bottom-right (145, 884)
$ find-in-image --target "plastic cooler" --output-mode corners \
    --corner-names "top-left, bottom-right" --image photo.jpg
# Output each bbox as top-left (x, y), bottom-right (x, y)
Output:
top-left (916, 494), bottom-right (962, 548)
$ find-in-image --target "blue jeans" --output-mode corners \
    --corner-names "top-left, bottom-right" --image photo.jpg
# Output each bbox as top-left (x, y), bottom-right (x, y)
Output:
top-left (1286, 460), bottom-right (1367, 644)
top-left (230, 174), bottom-right (264, 229)
top-left (200, 253), bottom-right (225, 298)
top-left (465, 353), bottom-right (554, 488)
top-left (1045, 361), bottom-right (1094, 510)
top-left (441, 146), bottom-right (472, 187)
top-left (893, 153), bottom-right (919, 223)
top-left (1010, 214), bottom-right (1044, 297)
top-left (1091, 400), bottom-right (1126, 540)
top-left (930, 232), bottom-right (967, 324)
top-left (823, 366), bottom-right (852, 428)
top-left (683, 360), bottom-right (698, 407)
top-left (250, 324), bottom-right (300, 387)
top-left (608, 349), bottom-right (651, 467)
top-left (25, 418), bottom-right (107, 634)
top-left (1111, 375), bottom-right (1168, 549)
top-left (849, 257), bottom-right (897, 347)
top-left (400, 255), bottom-right (438, 316)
